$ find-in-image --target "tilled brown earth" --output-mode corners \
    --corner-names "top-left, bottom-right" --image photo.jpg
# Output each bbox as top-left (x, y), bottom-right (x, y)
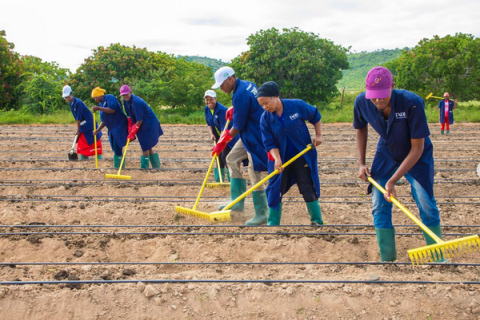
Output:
top-left (0, 123), bottom-right (480, 319)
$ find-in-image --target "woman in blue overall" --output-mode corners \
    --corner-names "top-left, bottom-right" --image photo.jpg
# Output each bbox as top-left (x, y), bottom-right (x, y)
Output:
top-left (62, 85), bottom-right (103, 160)
top-left (354, 67), bottom-right (444, 262)
top-left (120, 85), bottom-right (163, 169)
top-left (91, 87), bottom-right (129, 169)
top-left (257, 81), bottom-right (324, 226)
top-left (204, 89), bottom-right (239, 182)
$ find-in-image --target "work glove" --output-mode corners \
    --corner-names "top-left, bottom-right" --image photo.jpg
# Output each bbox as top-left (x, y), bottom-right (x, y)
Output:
top-left (128, 124), bottom-right (140, 141)
top-left (267, 151), bottom-right (275, 161)
top-left (127, 118), bottom-right (133, 132)
top-left (226, 107), bottom-right (234, 121)
top-left (212, 129), bottom-right (233, 156)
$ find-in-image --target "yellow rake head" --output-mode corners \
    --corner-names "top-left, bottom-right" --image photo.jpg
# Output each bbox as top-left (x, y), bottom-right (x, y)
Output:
top-left (206, 182), bottom-right (230, 189)
top-left (174, 206), bottom-right (231, 222)
top-left (105, 174), bottom-right (131, 180)
top-left (408, 235), bottom-right (480, 265)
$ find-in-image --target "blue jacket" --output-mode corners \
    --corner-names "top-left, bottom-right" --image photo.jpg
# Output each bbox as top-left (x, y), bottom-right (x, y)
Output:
top-left (353, 89), bottom-right (435, 198)
top-left (438, 100), bottom-right (454, 124)
top-left (204, 101), bottom-right (238, 149)
top-left (123, 94), bottom-right (163, 151)
top-left (261, 99), bottom-right (321, 210)
top-left (99, 94), bottom-right (128, 148)
top-left (232, 79), bottom-right (268, 172)
top-left (69, 97), bottom-right (102, 145)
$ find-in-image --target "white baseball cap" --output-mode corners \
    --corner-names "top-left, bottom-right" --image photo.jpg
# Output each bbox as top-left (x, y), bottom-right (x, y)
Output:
top-left (204, 90), bottom-right (217, 98)
top-left (212, 66), bottom-right (235, 89)
top-left (62, 85), bottom-right (72, 98)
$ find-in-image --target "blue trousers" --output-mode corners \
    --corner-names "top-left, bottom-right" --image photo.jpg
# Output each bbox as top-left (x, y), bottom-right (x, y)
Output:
top-left (372, 169), bottom-right (440, 229)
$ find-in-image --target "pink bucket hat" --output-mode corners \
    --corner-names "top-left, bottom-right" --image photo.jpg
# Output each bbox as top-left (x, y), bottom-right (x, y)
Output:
top-left (119, 85), bottom-right (131, 96)
top-left (365, 67), bottom-right (393, 99)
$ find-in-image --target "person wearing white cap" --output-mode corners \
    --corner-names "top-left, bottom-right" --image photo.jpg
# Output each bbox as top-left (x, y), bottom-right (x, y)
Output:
top-left (211, 66), bottom-right (269, 226)
top-left (62, 85), bottom-right (103, 160)
top-left (204, 89), bottom-right (239, 182)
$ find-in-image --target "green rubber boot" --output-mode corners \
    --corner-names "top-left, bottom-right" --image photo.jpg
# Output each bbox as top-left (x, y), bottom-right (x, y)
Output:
top-left (113, 155), bottom-right (125, 169)
top-left (214, 167), bottom-right (221, 182)
top-left (245, 190), bottom-right (268, 226)
top-left (440, 130), bottom-right (444, 135)
top-left (79, 155), bottom-right (89, 161)
top-left (375, 228), bottom-right (397, 262)
top-left (220, 168), bottom-right (226, 182)
top-left (97, 155), bottom-right (102, 160)
top-left (446, 130), bottom-right (450, 135)
top-left (219, 178), bottom-right (246, 211)
top-left (226, 168), bottom-right (230, 182)
top-left (423, 225), bottom-right (447, 262)
top-left (306, 200), bottom-right (324, 225)
top-left (149, 153), bottom-right (161, 169)
top-left (141, 156), bottom-right (150, 169)
top-left (267, 203), bottom-right (283, 226)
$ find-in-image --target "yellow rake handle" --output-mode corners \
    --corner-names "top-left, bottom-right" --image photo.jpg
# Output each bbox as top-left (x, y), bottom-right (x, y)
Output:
top-left (367, 176), bottom-right (443, 244)
top-left (93, 112), bottom-right (98, 169)
top-left (116, 138), bottom-right (130, 176)
top-left (222, 144), bottom-right (313, 211)
top-left (193, 155), bottom-right (217, 210)
top-left (425, 92), bottom-right (444, 100)
top-left (214, 143), bottom-right (224, 184)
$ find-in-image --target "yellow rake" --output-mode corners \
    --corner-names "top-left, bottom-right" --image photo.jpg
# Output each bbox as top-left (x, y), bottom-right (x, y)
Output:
top-left (93, 112), bottom-right (99, 169)
top-left (368, 176), bottom-right (480, 265)
top-left (207, 120), bottom-right (231, 189)
top-left (425, 92), bottom-right (444, 100)
top-left (105, 138), bottom-right (131, 180)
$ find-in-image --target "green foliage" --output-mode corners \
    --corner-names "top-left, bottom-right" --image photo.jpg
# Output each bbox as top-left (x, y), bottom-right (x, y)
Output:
top-left (230, 27), bottom-right (349, 105)
top-left (0, 110), bottom-right (72, 124)
top-left (337, 49), bottom-right (404, 90)
top-left (21, 55), bottom-right (70, 79)
top-left (0, 30), bottom-right (23, 109)
top-left (385, 33), bottom-right (480, 101)
top-left (182, 55), bottom-right (227, 72)
top-left (17, 72), bottom-right (65, 114)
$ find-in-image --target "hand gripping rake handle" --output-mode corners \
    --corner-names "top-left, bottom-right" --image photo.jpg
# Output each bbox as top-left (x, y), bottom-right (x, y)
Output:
top-left (367, 176), bottom-right (442, 244)
top-left (192, 119), bottom-right (231, 210)
top-left (93, 112), bottom-right (98, 169)
top-left (221, 144), bottom-right (313, 212)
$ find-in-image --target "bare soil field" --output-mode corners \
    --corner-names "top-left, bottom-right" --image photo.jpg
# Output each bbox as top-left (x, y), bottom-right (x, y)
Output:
top-left (0, 123), bottom-right (479, 320)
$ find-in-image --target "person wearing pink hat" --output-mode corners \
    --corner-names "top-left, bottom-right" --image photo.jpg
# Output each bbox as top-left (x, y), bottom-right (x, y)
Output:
top-left (438, 92), bottom-right (457, 134)
top-left (120, 85), bottom-right (163, 169)
top-left (354, 66), bottom-right (445, 262)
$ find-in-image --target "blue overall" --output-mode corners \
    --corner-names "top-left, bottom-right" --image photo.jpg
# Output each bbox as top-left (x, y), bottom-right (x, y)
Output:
top-left (69, 97), bottom-right (102, 144)
top-left (438, 100), bottom-right (454, 124)
top-left (232, 79), bottom-right (268, 172)
top-left (204, 101), bottom-right (238, 149)
top-left (353, 89), bottom-right (440, 228)
top-left (261, 99), bottom-right (321, 210)
top-left (123, 94), bottom-right (163, 152)
top-left (99, 94), bottom-right (128, 156)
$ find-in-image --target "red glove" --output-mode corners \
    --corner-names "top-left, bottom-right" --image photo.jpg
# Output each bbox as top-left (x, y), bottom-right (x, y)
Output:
top-left (267, 151), bottom-right (275, 161)
top-left (212, 130), bottom-right (233, 156)
top-left (128, 124), bottom-right (140, 140)
top-left (226, 107), bottom-right (234, 121)
top-left (127, 118), bottom-right (133, 132)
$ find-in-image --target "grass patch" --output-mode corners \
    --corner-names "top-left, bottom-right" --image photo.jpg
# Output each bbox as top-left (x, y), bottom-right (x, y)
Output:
top-left (0, 110), bottom-right (73, 125)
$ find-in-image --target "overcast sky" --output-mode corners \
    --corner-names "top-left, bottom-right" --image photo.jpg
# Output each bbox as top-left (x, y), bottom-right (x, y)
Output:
top-left (1, 0), bottom-right (478, 72)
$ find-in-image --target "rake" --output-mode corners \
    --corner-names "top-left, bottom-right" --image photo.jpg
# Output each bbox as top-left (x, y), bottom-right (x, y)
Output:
top-left (93, 112), bottom-right (99, 169)
top-left (207, 144), bottom-right (315, 222)
top-left (425, 92), bottom-right (445, 100)
top-left (368, 176), bottom-right (480, 265)
top-left (207, 120), bottom-right (231, 189)
top-left (105, 138), bottom-right (131, 180)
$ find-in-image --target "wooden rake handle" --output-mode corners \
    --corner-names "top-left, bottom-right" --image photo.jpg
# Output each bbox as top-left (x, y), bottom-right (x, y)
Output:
top-left (221, 144), bottom-right (313, 211)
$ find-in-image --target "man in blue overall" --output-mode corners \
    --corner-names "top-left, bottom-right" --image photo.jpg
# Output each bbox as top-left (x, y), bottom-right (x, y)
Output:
top-left (211, 66), bottom-right (269, 226)
top-left (354, 66), bottom-right (444, 262)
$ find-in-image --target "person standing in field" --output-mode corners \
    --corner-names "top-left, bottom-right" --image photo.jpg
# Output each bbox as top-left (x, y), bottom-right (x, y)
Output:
top-left (211, 66), bottom-right (269, 226)
top-left (438, 92), bottom-right (457, 135)
top-left (354, 66), bottom-right (445, 262)
top-left (120, 85), bottom-right (163, 169)
top-left (91, 87), bottom-right (129, 169)
top-left (204, 89), bottom-right (239, 182)
top-left (257, 81), bottom-right (324, 226)
top-left (62, 85), bottom-right (103, 160)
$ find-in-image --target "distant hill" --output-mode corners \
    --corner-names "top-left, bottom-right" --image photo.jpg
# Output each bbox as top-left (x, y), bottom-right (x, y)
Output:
top-left (337, 49), bottom-right (405, 91)
top-left (180, 56), bottom-right (227, 72)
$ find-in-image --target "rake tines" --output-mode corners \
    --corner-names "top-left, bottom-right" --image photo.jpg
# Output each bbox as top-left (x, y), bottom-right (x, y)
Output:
top-left (408, 235), bottom-right (480, 265)
top-left (174, 206), bottom-right (211, 221)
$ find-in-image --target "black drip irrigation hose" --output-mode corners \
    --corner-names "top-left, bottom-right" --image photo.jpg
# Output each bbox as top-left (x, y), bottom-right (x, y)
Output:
top-left (2, 279), bottom-right (480, 286)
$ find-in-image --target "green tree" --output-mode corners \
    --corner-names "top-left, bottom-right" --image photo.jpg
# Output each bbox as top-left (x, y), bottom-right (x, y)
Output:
top-left (385, 33), bottom-right (480, 100)
top-left (0, 30), bottom-right (23, 109)
top-left (230, 27), bottom-right (349, 105)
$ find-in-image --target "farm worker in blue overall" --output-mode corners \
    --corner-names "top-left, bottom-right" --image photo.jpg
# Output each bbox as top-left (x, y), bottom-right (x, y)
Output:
top-left (258, 81), bottom-right (324, 226)
top-left (204, 89), bottom-right (239, 182)
top-left (354, 66), bottom-right (444, 262)
top-left (62, 85), bottom-right (103, 160)
top-left (211, 66), bottom-right (269, 226)
top-left (119, 85), bottom-right (163, 169)
top-left (91, 87), bottom-right (129, 169)
top-left (438, 92), bottom-right (457, 135)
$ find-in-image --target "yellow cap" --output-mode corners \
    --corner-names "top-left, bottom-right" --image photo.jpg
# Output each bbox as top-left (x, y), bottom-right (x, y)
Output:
top-left (91, 87), bottom-right (106, 98)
